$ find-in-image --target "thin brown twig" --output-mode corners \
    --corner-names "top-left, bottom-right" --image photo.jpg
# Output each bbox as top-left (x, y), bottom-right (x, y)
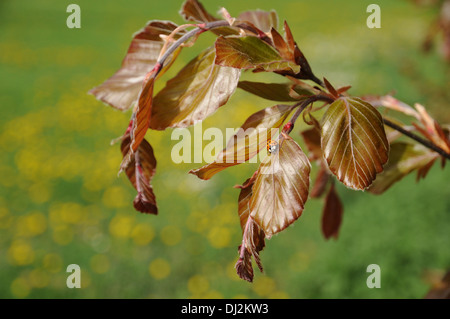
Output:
top-left (155, 20), bottom-right (232, 77)
top-left (383, 118), bottom-right (450, 160)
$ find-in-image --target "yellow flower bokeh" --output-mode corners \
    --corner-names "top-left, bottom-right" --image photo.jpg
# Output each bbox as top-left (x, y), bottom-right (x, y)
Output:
top-left (90, 254), bottom-right (110, 274)
top-left (109, 215), bottom-right (135, 239)
top-left (10, 277), bottom-right (31, 298)
top-left (160, 225), bottom-right (182, 246)
top-left (188, 275), bottom-right (210, 295)
top-left (149, 258), bottom-right (171, 280)
top-left (131, 223), bottom-right (155, 246)
top-left (8, 240), bottom-right (35, 266)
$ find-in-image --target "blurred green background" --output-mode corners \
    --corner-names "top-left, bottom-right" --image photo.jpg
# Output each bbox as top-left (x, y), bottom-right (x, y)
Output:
top-left (0, 0), bottom-right (449, 299)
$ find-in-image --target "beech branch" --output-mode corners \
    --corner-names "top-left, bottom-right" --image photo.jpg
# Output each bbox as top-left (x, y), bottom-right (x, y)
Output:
top-left (155, 19), bottom-right (273, 79)
top-left (154, 17), bottom-right (450, 162)
top-left (383, 118), bottom-right (450, 160)
top-left (154, 20), bottom-right (231, 78)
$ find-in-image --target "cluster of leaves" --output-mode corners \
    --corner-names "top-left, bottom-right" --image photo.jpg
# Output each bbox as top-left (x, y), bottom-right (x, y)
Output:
top-left (90, 0), bottom-right (450, 282)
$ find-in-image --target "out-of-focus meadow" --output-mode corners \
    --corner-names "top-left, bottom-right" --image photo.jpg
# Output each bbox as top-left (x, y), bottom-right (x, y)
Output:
top-left (0, 0), bottom-right (449, 299)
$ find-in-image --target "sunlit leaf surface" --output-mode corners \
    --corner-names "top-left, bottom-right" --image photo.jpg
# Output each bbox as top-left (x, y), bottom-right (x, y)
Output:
top-left (321, 97), bottom-right (389, 190)
top-left (89, 21), bottom-right (184, 111)
top-left (190, 104), bottom-right (293, 180)
top-left (150, 47), bottom-right (240, 130)
top-left (250, 135), bottom-right (310, 238)
top-left (215, 36), bottom-right (300, 73)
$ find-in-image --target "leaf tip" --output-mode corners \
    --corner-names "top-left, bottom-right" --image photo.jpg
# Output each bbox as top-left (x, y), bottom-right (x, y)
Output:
top-left (235, 257), bottom-right (253, 283)
top-left (133, 195), bottom-right (158, 215)
top-left (188, 168), bottom-right (208, 180)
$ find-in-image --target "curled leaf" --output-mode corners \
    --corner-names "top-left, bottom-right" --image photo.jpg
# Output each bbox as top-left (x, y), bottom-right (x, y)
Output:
top-left (235, 249), bottom-right (254, 283)
top-left (121, 71), bottom-right (157, 170)
top-left (321, 97), bottom-right (389, 190)
top-left (235, 176), bottom-right (265, 282)
top-left (121, 133), bottom-right (158, 214)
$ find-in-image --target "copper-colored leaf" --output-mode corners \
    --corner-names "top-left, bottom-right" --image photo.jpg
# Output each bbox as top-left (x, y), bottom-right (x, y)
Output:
top-left (416, 157), bottom-right (437, 181)
top-left (180, 0), bottom-right (217, 23)
top-left (310, 164), bottom-right (331, 198)
top-left (215, 36), bottom-right (300, 73)
top-left (120, 73), bottom-right (156, 170)
top-left (336, 85), bottom-right (352, 95)
top-left (235, 249), bottom-right (254, 283)
top-left (190, 104), bottom-right (293, 180)
top-left (235, 176), bottom-right (265, 282)
top-left (121, 134), bottom-right (157, 214)
top-left (321, 97), bottom-right (389, 190)
top-left (179, 0), bottom-right (237, 36)
top-left (283, 21), bottom-right (296, 54)
top-left (149, 47), bottom-right (240, 130)
top-left (286, 76), bottom-right (322, 96)
top-left (434, 121), bottom-right (450, 153)
top-left (249, 135), bottom-right (311, 238)
top-left (301, 127), bottom-right (322, 161)
top-left (238, 81), bottom-right (313, 102)
top-left (321, 183), bottom-right (343, 240)
top-left (414, 103), bottom-right (450, 153)
top-left (238, 184), bottom-right (265, 271)
top-left (237, 10), bottom-right (278, 33)
top-left (369, 142), bottom-right (438, 194)
top-left (89, 21), bottom-right (184, 111)
top-left (270, 28), bottom-right (294, 61)
top-left (364, 95), bottom-right (420, 120)
top-left (237, 178), bottom-right (265, 255)
top-left (323, 78), bottom-right (338, 99)
top-left (301, 128), bottom-right (331, 198)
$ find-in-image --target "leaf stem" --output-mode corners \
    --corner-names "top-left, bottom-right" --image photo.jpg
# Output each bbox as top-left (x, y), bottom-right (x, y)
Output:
top-left (154, 20), bottom-right (232, 77)
top-left (383, 118), bottom-right (450, 160)
top-left (283, 95), bottom-right (333, 134)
